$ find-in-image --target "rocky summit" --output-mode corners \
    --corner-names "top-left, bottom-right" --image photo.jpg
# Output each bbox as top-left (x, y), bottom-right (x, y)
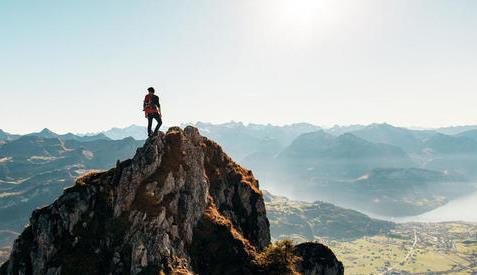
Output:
top-left (0, 126), bottom-right (343, 275)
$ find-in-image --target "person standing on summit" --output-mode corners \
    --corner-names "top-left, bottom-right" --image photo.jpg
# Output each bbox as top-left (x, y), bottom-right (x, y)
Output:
top-left (143, 87), bottom-right (162, 137)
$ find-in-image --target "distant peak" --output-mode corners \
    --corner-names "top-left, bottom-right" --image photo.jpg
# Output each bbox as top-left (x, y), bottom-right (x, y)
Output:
top-left (368, 123), bottom-right (393, 128)
top-left (40, 128), bottom-right (56, 135)
top-left (95, 133), bottom-right (109, 138)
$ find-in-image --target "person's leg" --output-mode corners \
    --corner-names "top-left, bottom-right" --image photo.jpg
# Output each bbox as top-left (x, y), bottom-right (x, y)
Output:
top-left (147, 114), bottom-right (153, 136)
top-left (153, 113), bottom-right (162, 134)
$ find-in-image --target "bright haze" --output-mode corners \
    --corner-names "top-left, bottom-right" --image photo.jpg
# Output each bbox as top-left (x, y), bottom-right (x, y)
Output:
top-left (1, 0), bottom-right (476, 134)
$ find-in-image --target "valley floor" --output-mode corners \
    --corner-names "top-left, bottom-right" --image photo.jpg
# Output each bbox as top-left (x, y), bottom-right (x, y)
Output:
top-left (1, 223), bottom-right (476, 274)
top-left (323, 222), bottom-right (477, 274)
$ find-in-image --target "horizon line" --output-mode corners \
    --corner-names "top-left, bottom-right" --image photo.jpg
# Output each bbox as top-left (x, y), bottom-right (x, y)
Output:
top-left (2, 121), bottom-right (477, 136)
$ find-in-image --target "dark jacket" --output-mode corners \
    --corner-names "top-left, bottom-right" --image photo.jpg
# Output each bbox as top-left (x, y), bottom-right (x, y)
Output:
top-left (144, 94), bottom-right (160, 114)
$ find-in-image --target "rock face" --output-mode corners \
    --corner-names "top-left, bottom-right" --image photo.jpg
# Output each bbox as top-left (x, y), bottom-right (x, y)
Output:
top-left (294, 243), bottom-right (344, 275)
top-left (1, 126), bottom-right (343, 275)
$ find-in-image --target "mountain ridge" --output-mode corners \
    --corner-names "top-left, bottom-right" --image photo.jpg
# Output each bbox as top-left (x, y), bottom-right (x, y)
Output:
top-left (264, 191), bottom-right (395, 241)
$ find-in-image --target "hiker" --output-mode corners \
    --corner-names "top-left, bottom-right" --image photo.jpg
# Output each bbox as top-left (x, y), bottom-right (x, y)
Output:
top-left (143, 87), bottom-right (162, 137)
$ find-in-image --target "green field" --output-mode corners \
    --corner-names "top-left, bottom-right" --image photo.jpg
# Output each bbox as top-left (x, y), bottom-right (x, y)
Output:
top-left (323, 222), bottom-right (477, 274)
top-left (265, 192), bottom-right (477, 274)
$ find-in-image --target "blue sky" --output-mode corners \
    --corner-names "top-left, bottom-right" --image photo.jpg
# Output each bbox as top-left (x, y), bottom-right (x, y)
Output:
top-left (1, 0), bottom-right (476, 134)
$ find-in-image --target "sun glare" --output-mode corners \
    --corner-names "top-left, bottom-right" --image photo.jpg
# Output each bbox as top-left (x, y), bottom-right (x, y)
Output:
top-left (261, 0), bottom-right (346, 44)
top-left (274, 0), bottom-right (320, 26)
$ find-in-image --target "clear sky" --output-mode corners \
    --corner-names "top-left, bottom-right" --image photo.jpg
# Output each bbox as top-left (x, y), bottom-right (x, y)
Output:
top-left (1, 0), bottom-right (476, 134)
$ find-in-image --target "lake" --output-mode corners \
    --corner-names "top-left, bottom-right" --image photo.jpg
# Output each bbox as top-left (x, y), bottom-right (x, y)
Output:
top-left (376, 190), bottom-right (477, 223)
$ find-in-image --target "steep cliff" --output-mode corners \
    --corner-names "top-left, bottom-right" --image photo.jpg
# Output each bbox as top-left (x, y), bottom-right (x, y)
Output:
top-left (1, 126), bottom-right (343, 275)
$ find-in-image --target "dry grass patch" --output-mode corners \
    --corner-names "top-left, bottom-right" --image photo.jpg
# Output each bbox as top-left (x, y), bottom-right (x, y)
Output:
top-left (75, 170), bottom-right (103, 186)
top-left (255, 240), bottom-right (301, 275)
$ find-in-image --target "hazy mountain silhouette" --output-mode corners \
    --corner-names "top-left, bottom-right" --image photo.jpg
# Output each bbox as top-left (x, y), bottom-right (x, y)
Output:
top-left (271, 131), bottom-right (414, 179)
top-left (0, 131), bottom-right (19, 144)
top-left (25, 128), bottom-right (58, 139)
top-left (23, 128), bottom-right (111, 142)
top-left (347, 123), bottom-right (435, 152)
top-left (2, 122), bottom-right (477, 245)
top-left (61, 132), bottom-right (111, 142)
top-left (420, 133), bottom-right (477, 178)
top-left (242, 128), bottom-right (476, 216)
top-left (193, 121), bottom-right (321, 161)
top-left (264, 191), bottom-right (394, 241)
top-left (101, 124), bottom-right (147, 140)
top-left (435, 125), bottom-right (477, 135)
top-left (424, 133), bottom-right (477, 154)
top-left (0, 131), bottom-right (143, 244)
top-left (457, 129), bottom-right (477, 141)
top-left (326, 124), bottom-right (366, 136)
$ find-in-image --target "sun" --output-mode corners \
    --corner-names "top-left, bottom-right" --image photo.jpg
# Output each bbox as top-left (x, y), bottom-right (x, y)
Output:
top-left (270, 0), bottom-right (319, 30)
top-left (260, 0), bottom-right (344, 43)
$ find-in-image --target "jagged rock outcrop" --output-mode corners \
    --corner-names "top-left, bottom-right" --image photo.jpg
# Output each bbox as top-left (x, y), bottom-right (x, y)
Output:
top-left (294, 243), bottom-right (344, 275)
top-left (1, 126), bottom-right (343, 275)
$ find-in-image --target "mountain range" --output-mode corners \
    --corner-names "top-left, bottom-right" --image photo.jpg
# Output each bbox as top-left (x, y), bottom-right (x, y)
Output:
top-left (1, 122), bottom-right (477, 220)
top-left (1, 127), bottom-right (344, 275)
top-left (1, 122), bottom-right (477, 273)
top-left (242, 124), bottom-right (477, 216)
top-left (0, 133), bottom-right (143, 244)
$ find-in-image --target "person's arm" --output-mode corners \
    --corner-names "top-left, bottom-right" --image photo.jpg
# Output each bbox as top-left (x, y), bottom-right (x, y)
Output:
top-left (143, 96), bottom-right (148, 118)
top-left (155, 96), bottom-right (161, 115)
